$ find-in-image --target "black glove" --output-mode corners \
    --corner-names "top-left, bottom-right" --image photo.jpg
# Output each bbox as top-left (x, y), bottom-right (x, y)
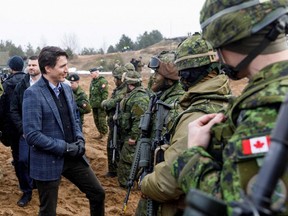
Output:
top-left (77, 139), bottom-right (85, 156)
top-left (65, 140), bottom-right (85, 158)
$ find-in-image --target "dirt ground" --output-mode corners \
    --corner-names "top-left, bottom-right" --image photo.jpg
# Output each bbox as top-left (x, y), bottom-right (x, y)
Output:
top-left (0, 68), bottom-right (247, 216)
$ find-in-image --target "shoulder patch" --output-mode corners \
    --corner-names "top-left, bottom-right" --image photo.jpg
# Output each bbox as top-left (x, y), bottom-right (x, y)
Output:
top-left (242, 135), bottom-right (270, 155)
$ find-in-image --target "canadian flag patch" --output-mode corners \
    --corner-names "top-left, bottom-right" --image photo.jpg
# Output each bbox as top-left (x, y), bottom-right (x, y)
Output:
top-left (242, 135), bottom-right (271, 155)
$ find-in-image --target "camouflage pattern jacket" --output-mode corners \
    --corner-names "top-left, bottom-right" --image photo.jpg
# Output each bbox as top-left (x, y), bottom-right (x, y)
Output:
top-left (118, 86), bottom-right (149, 141)
top-left (157, 81), bottom-right (184, 124)
top-left (148, 81), bottom-right (184, 145)
top-left (89, 76), bottom-right (108, 108)
top-left (141, 74), bottom-right (231, 208)
top-left (73, 86), bottom-right (91, 124)
top-left (104, 82), bottom-right (127, 123)
top-left (172, 62), bottom-right (288, 215)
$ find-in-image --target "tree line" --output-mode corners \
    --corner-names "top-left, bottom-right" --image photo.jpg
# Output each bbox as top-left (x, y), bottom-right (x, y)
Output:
top-left (0, 29), bottom-right (163, 58)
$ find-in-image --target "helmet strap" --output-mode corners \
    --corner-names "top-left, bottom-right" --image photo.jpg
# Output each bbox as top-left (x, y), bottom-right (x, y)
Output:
top-left (223, 14), bottom-right (288, 79)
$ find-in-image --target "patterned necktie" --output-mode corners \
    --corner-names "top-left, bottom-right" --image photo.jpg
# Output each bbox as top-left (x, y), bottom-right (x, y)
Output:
top-left (54, 86), bottom-right (61, 98)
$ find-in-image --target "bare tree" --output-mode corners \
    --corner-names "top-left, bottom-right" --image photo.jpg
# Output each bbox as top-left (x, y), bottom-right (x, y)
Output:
top-left (61, 33), bottom-right (79, 54)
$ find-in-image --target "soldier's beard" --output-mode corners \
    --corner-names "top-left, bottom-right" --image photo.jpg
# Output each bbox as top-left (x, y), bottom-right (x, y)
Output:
top-left (151, 79), bottom-right (171, 92)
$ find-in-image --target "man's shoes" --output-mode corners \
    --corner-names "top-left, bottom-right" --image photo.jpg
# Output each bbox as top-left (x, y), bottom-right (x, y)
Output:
top-left (105, 172), bottom-right (117, 178)
top-left (17, 193), bottom-right (32, 207)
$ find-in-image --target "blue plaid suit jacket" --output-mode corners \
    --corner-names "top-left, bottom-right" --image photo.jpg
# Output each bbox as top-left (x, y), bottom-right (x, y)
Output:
top-left (23, 77), bottom-right (84, 181)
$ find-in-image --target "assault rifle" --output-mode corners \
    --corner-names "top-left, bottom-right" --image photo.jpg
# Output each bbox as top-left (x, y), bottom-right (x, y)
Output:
top-left (184, 93), bottom-right (288, 216)
top-left (122, 93), bottom-right (157, 213)
top-left (110, 102), bottom-right (120, 164)
top-left (140, 100), bottom-right (172, 216)
top-left (122, 91), bottom-right (173, 215)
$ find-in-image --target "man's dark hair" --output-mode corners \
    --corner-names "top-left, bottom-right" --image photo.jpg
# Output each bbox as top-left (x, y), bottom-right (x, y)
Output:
top-left (38, 46), bottom-right (68, 74)
top-left (28, 55), bottom-right (38, 60)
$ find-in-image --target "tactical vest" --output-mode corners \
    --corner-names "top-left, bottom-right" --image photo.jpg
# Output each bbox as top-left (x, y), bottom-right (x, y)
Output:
top-left (210, 75), bottom-right (288, 214)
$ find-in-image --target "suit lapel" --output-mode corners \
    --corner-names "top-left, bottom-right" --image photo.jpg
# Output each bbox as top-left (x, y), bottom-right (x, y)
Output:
top-left (62, 84), bottom-right (75, 127)
top-left (39, 78), bottom-right (64, 134)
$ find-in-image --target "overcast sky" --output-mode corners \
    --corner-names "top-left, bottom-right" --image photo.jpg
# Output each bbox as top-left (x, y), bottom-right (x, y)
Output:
top-left (0, 0), bottom-right (205, 52)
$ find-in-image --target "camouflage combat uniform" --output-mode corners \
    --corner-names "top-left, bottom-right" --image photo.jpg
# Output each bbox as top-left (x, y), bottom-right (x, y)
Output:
top-left (141, 75), bottom-right (231, 216)
top-left (140, 34), bottom-right (232, 216)
top-left (135, 50), bottom-right (184, 216)
top-left (117, 85), bottom-right (149, 187)
top-left (72, 85), bottom-right (91, 125)
top-left (103, 81), bottom-right (127, 175)
top-left (89, 75), bottom-right (108, 136)
top-left (172, 1), bottom-right (288, 215)
top-left (172, 62), bottom-right (288, 215)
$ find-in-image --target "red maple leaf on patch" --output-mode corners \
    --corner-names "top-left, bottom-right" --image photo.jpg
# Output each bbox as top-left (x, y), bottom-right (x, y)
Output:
top-left (254, 140), bottom-right (264, 149)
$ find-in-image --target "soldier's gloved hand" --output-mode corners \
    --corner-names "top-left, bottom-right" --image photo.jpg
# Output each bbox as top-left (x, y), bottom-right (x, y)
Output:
top-left (101, 100), bottom-right (108, 109)
top-left (65, 140), bottom-right (85, 157)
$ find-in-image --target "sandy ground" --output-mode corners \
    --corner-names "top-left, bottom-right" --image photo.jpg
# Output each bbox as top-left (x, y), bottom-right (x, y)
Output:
top-left (0, 69), bottom-right (247, 216)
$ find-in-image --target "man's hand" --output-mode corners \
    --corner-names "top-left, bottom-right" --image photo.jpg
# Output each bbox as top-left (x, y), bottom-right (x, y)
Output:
top-left (65, 140), bottom-right (85, 157)
top-left (101, 100), bottom-right (108, 109)
top-left (128, 138), bottom-right (136, 145)
top-left (187, 113), bottom-right (226, 149)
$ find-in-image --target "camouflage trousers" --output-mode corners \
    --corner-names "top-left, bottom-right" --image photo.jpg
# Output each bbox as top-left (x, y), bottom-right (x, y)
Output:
top-left (92, 108), bottom-right (108, 135)
top-left (117, 139), bottom-right (136, 187)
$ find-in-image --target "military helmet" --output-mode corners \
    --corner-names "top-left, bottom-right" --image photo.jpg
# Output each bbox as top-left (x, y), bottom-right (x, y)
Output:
top-left (200, 0), bottom-right (288, 48)
top-left (124, 70), bottom-right (142, 84)
top-left (124, 63), bottom-right (135, 71)
top-left (112, 66), bottom-right (128, 79)
top-left (174, 33), bottom-right (217, 71)
top-left (157, 50), bottom-right (176, 63)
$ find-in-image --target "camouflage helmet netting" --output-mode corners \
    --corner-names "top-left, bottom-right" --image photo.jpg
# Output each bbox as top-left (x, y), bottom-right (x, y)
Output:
top-left (200, 0), bottom-right (288, 48)
top-left (124, 70), bottom-right (142, 84)
top-left (175, 33), bottom-right (217, 71)
top-left (124, 63), bottom-right (136, 71)
top-left (157, 50), bottom-right (176, 63)
top-left (113, 66), bottom-right (128, 79)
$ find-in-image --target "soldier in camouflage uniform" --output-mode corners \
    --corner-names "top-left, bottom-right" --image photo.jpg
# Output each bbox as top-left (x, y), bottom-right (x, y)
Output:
top-left (101, 66), bottom-right (128, 177)
top-left (89, 67), bottom-right (108, 139)
top-left (135, 50), bottom-right (184, 215)
top-left (117, 70), bottom-right (149, 187)
top-left (172, 1), bottom-right (288, 215)
top-left (140, 33), bottom-right (231, 216)
top-left (67, 73), bottom-right (91, 126)
top-left (124, 62), bottom-right (136, 71)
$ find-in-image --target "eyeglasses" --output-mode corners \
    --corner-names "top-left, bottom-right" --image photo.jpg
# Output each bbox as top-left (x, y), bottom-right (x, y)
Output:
top-left (148, 56), bottom-right (161, 69)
